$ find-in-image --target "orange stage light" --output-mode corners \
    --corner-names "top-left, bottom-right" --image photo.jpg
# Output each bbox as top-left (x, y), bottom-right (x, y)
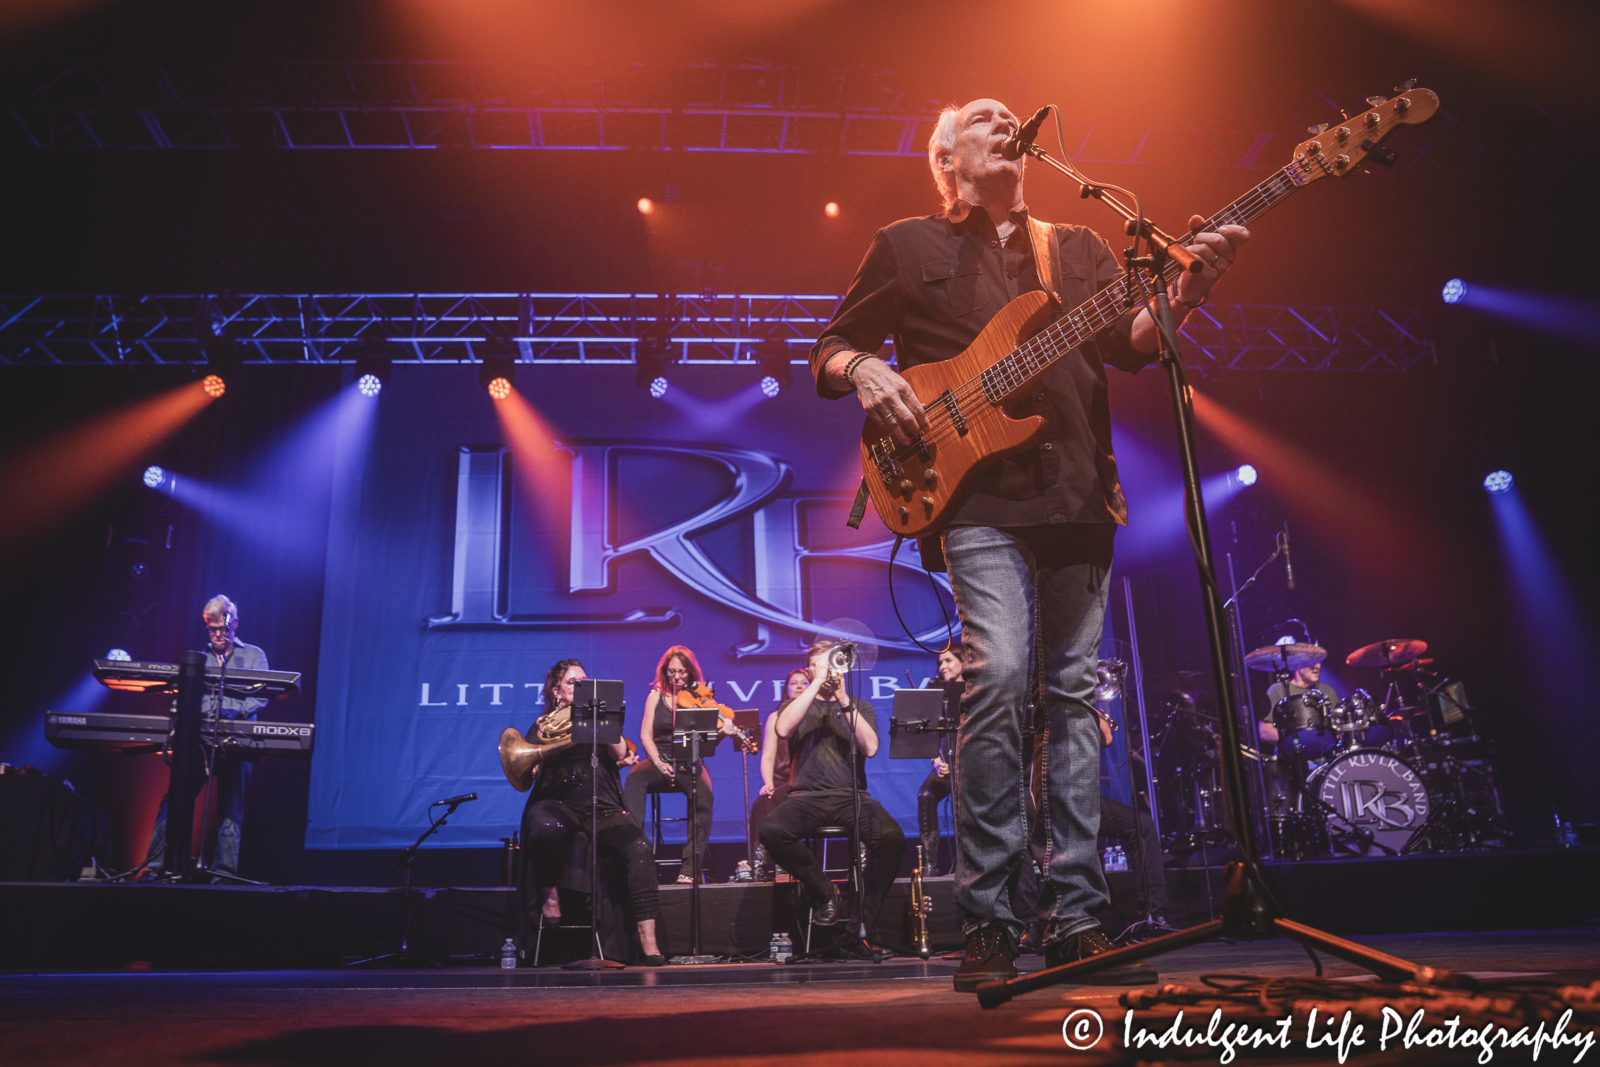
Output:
top-left (486, 376), bottom-right (512, 401)
top-left (824, 202), bottom-right (840, 218)
top-left (0, 379), bottom-right (216, 558)
top-left (636, 198), bottom-right (655, 215)
top-left (201, 374), bottom-right (226, 398)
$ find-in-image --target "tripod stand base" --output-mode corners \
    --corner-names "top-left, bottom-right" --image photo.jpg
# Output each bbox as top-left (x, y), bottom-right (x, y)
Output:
top-left (346, 948), bottom-right (442, 968)
top-left (561, 956), bottom-right (626, 971)
top-left (976, 861), bottom-right (1469, 1008)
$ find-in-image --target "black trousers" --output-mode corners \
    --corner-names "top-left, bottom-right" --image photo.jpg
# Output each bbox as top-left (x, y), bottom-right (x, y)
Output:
top-left (622, 759), bottom-right (714, 878)
top-left (917, 768), bottom-right (952, 874)
top-left (523, 800), bottom-right (661, 922)
top-left (759, 791), bottom-right (906, 933)
top-left (1098, 794), bottom-right (1170, 915)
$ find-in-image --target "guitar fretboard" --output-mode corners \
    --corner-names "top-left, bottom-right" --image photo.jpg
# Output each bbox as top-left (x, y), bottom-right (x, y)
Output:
top-left (978, 158), bottom-right (1315, 403)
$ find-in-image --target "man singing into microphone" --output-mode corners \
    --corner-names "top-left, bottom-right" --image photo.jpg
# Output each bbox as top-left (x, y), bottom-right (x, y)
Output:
top-left (759, 640), bottom-right (906, 960)
top-left (808, 98), bottom-right (1249, 990)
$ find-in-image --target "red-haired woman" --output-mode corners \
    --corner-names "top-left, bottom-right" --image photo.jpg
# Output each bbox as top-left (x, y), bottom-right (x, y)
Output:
top-left (623, 645), bottom-right (738, 884)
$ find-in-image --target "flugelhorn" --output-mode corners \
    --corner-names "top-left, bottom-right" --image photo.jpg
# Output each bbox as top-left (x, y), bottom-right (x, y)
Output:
top-left (498, 705), bottom-right (575, 792)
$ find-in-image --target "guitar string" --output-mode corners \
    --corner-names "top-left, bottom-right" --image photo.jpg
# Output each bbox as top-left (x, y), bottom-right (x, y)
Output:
top-left (878, 160), bottom-right (1313, 470)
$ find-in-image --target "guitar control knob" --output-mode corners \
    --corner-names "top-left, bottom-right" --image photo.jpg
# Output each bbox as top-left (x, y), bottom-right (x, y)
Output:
top-left (923, 468), bottom-right (937, 487)
top-left (899, 478), bottom-right (912, 494)
top-left (898, 507), bottom-right (909, 524)
top-left (920, 496), bottom-right (933, 511)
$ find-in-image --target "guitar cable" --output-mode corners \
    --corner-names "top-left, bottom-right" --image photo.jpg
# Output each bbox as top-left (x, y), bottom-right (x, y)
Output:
top-left (885, 536), bottom-right (957, 656)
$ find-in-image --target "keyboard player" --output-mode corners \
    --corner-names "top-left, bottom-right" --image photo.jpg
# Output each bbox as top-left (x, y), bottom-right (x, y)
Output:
top-left (141, 594), bottom-right (269, 878)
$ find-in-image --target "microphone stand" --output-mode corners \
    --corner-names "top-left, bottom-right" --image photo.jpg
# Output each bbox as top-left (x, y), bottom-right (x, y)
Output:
top-left (978, 143), bottom-right (1463, 1007)
top-left (348, 799), bottom-right (466, 967)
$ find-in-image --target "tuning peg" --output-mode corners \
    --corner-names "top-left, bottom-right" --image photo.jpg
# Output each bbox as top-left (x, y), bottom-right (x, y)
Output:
top-left (1394, 78), bottom-right (1417, 93)
top-left (1306, 122), bottom-right (1328, 136)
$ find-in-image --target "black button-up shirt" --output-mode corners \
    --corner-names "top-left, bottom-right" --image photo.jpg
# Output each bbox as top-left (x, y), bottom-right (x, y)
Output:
top-left (809, 206), bottom-right (1153, 529)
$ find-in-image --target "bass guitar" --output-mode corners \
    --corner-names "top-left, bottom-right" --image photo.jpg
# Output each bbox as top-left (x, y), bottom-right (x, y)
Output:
top-left (859, 87), bottom-right (1439, 539)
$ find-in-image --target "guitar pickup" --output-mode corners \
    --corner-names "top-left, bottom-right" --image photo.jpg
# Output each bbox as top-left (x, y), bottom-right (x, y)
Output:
top-left (938, 389), bottom-right (968, 437)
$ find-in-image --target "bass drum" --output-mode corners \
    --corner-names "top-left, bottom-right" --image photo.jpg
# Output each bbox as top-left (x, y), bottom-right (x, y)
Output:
top-left (1310, 749), bottom-right (1431, 855)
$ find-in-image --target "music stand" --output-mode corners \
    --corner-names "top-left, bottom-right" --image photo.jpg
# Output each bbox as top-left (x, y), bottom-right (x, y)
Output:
top-left (888, 686), bottom-right (959, 760)
top-left (669, 705), bottom-right (723, 965)
top-left (563, 679), bottom-right (626, 971)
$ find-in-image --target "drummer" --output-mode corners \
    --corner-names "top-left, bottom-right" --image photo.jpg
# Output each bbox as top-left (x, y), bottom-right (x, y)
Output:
top-left (1258, 657), bottom-right (1339, 747)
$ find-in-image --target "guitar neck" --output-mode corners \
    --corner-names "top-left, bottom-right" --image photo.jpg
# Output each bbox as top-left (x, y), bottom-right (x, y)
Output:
top-left (981, 158), bottom-right (1314, 400)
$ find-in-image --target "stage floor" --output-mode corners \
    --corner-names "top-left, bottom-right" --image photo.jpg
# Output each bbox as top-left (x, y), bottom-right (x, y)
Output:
top-left (4, 929), bottom-right (1598, 1066)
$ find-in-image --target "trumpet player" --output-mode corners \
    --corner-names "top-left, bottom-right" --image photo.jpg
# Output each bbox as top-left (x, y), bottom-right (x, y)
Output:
top-left (759, 640), bottom-right (905, 960)
top-left (515, 658), bottom-right (664, 965)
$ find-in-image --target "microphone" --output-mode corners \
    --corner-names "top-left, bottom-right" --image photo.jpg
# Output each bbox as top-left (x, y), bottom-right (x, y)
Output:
top-left (435, 792), bottom-right (478, 807)
top-left (1281, 526), bottom-right (1295, 591)
top-left (1000, 105), bottom-right (1051, 160)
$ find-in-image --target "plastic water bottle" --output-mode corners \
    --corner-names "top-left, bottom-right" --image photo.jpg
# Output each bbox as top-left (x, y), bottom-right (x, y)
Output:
top-left (769, 933), bottom-right (782, 961)
top-left (754, 843), bottom-right (768, 879)
top-left (1116, 846), bottom-right (1128, 871)
top-left (776, 933), bottom-right (793, 963)
top-left (500, 937), bottom-right (517, 970)
top-left (1102, 846), bottom-right (1116, 871)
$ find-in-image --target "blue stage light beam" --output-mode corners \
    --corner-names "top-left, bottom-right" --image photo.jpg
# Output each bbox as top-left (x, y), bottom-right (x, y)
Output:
top-left (1237, 464), bottom-right (1258, 487)
top-left (1484, 470), bottom-right (1514, 494)
top-left (1442, 279), bottom-right (1600, 345)
top-left (142, 465), bottom-right (166, 489)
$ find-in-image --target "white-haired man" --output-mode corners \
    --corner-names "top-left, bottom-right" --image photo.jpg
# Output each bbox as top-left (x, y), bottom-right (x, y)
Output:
top-left (143, 594), bottom-right (270, 878)
top-left (808, 98), bottom-right (1249, 991)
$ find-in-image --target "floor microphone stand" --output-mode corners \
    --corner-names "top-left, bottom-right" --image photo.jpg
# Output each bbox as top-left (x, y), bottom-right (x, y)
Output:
top-left (671, 718), bottom-right (721, 965)
top-left (978, 145), bottom-right (1466, 1007)
top-left (349, 802), bottom-right (462, 967)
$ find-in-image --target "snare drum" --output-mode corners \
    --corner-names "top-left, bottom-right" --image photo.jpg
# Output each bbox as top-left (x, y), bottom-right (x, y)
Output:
top-left (1273, 689), bottom-right (1336, 760)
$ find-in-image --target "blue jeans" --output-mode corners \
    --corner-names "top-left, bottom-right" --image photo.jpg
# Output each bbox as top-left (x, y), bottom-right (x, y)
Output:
top-left (943, 522), bottom-right (1113, 943)
top-left (147, 753), bottom-right (251, 875)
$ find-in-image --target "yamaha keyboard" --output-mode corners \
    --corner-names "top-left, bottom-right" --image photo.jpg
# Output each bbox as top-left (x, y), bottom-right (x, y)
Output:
top-left (46, 710), bottom-right (314, 757)
top-left (92, 658), bottom-right (301, 699)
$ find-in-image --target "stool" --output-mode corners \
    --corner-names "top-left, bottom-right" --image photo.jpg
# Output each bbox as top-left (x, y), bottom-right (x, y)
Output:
top-left (802, 824), bottom-right (862, 953)
top-left (648, 788), bottom-right (691, 881)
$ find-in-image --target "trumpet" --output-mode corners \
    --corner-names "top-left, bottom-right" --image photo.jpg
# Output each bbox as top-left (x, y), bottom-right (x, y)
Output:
top-left (498, 705), bottom-right (575, 792)
top-left (910, 844), bottom-right (932, 960)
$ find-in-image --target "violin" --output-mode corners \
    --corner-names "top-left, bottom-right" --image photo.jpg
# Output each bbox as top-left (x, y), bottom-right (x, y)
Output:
top-left (673, 681), bottom-right (758, 755)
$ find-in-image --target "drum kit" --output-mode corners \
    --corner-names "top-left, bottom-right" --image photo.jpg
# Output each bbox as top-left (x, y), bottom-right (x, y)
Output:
top-left (1245, 637), bottom-right (1508, 860)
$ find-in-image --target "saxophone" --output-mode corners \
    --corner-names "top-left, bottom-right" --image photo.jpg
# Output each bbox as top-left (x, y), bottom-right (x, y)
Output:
top-left (498, 705), bottom-right (575, 792)
top-left (911, 844), bottom-right (932, 960)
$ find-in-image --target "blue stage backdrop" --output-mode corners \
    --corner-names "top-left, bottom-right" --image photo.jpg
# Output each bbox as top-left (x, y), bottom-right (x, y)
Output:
top-left (308, 362), bottom-right (1131, 850)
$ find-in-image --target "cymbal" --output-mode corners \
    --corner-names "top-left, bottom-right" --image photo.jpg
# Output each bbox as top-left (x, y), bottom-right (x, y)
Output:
top-left (1346, 638), bottom-right (1428, 667)
top-left (1243, 643), bottom-right (1327, 672)
top-left (1149, 670), bottom-right (1215, 699)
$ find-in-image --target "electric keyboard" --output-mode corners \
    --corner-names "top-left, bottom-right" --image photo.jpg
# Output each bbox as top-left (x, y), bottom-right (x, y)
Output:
top-left (45, 710), bottom-right (314, 757)
top-left (91, 658), bottom-right (301, 699)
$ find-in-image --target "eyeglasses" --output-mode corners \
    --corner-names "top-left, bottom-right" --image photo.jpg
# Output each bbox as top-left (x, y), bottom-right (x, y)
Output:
top-left (665, 668), bottom-right (689, 677)
top-left (205, 625), bottom-right (232, 634)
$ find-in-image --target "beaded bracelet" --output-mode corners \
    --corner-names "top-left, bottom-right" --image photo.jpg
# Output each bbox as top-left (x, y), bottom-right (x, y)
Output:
top-left (842, 352), bottom-right (878, 386)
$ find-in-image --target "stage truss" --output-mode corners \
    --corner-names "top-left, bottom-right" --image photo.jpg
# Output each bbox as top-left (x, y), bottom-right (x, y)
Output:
top-left (4, 59), bottom-right (1588, 177)
top-left (0, 292), bottom-right (1432, 373)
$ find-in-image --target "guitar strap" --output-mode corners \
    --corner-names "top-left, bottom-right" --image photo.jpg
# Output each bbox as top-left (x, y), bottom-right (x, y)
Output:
top-left (1027, 215), bottom-right (1062, 309)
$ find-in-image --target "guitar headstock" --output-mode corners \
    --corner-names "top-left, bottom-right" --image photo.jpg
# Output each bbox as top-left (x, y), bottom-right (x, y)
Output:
top-left (1290, 86), bottom-right (1439, 182)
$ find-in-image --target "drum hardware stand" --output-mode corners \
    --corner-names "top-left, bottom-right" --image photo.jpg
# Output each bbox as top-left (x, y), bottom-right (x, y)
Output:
top-left (349, 797), bottom-right (473, 967)
top-left (979, 142), bottom-right (1471, 1007)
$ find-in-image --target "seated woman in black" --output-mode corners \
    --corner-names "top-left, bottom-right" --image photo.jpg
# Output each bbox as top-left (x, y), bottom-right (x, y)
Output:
top-left (521, 658), bottom-right (663, 964)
